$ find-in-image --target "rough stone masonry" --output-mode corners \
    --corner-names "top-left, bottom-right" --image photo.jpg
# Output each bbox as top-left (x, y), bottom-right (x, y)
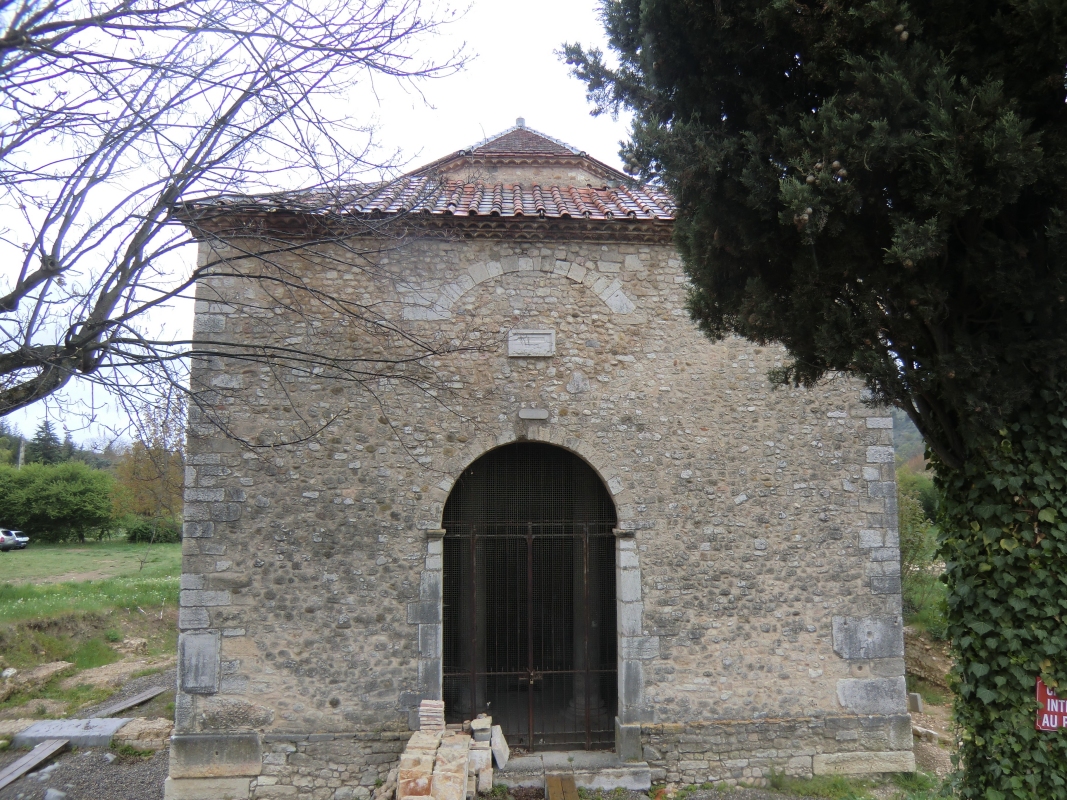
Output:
top-left (166, 122), bottom-right (913, 799)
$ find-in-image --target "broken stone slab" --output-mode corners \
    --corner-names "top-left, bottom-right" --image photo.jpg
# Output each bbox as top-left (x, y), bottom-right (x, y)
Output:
top-left (438, 732), bottom-right (471, 750)
top-left (406, 730), bottom-right (444, 752)
top-left (912, 725), bottom-right (940, 744)
top-left (13, 718), bottom-right (132, 748)
top-left (470, 716), bottom-right (492, 742)
top-left (430, 769), bottom-right (467, 800)
top-left (490, 725), bottom-right (509, 769)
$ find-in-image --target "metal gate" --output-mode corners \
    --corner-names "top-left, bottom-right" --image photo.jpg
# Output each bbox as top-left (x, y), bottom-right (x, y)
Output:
top-left (442, 443), bottom-right (617, 751)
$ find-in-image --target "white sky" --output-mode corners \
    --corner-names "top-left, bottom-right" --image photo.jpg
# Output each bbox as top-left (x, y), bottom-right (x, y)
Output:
top-left (7, 0), bottom-right (631, 444)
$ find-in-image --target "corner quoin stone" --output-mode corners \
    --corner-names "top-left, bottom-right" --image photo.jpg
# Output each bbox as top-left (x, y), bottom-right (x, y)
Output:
top-left (169, 733), bottom-right (262, 778)
top-left (836, 677), bottom-right (907, 715)
top-left (831, 616), bottom-right (904, 660)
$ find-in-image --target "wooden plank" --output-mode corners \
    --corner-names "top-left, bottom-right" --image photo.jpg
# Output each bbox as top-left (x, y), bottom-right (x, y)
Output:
top-left (0, 738), bottom-right (69, 791)
top-left (545, 774), bottom-right (564, 800)
top-left (561, 775), bottom-right (579, 800)
top-left (94, 686), bottom-right (168, 718)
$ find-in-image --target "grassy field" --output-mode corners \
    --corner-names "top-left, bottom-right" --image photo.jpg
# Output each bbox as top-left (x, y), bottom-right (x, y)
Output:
top-left (0, 540), bottom-right (181, 584)
top-left (0, 540), bottom-right (181, 717)
top-left (0, 540), bottom-right (180, 624)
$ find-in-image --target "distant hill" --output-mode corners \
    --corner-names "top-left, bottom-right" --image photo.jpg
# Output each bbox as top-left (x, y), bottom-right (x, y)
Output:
top-left (891, 407), bottom-right (927, 468)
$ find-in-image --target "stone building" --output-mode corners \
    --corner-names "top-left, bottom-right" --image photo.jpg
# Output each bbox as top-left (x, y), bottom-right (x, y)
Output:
top-left (167, 121), bottom-right (914, 800)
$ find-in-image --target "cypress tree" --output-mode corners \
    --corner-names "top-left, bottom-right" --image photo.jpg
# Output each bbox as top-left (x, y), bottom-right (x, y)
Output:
top-left (566, 2), bottom-right (1067, 795)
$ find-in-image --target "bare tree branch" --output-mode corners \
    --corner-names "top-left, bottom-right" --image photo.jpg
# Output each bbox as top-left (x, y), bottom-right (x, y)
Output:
top-left (0, 0), bottom-right (471, 426)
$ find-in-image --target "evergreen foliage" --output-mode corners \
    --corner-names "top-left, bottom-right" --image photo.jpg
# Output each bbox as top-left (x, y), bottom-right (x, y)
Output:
top-left (565, 2), bottom-right (1067, 795)
top-left (26, 420), bottom-right (62, 464)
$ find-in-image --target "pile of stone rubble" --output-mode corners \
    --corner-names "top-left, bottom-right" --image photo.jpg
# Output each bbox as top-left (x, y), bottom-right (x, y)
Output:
top-left (396, 701), bottom-right (511, 800)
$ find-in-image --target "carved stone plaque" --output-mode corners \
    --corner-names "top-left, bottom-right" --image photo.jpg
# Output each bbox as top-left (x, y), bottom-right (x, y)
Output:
top-left (507, 329), bottom-right (555, 357)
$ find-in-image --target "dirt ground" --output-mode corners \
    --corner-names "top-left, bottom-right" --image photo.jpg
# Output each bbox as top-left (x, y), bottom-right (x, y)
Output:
top-left (903, 627), bottom-right (957, 779)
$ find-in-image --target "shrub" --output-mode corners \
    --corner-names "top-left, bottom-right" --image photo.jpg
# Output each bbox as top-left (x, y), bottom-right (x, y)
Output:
top-left (119, 515), bottom-right (182, 544)
top-left (0, 461), bottom-right (114, 542)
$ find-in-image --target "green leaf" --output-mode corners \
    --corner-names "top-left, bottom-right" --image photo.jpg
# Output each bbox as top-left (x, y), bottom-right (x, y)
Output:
top-left (1039, 508), bottom-right (1058, 523)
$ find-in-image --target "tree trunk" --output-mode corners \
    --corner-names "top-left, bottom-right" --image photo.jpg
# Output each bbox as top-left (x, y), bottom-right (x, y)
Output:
top-left (938, 384), bottom-right (1067, 799)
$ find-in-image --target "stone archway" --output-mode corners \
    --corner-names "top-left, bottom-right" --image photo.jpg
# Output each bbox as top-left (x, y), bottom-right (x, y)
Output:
top-left (440, 442), bottom-right (618, 750)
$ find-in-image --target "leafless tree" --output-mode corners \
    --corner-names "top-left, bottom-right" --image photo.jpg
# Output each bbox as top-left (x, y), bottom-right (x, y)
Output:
top-left (0, 0), bottom-right (474, 436)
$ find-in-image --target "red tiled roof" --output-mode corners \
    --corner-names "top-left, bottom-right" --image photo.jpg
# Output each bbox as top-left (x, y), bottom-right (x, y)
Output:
top-left (196, 176), bottom-right (673, 221)
top-left (352, 175), bottom-right (673, 220)
top-left (185, 122), bottom-right (674, 223)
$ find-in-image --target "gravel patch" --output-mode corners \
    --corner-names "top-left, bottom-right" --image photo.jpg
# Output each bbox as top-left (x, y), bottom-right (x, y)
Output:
top-left (0, 746), bottom-right (167, 800)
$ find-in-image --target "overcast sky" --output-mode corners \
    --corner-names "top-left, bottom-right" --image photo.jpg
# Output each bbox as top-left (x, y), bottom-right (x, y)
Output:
top-left (7, 0), bottom-right (631, 442)
top-left (366, 0), bottom-right (630, 173)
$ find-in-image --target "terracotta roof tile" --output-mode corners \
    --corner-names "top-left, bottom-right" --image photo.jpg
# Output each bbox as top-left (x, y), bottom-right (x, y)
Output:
top-left (188, 122), bottom-right (674, 223)
top-left (470, 127), bottom-right (578, 157)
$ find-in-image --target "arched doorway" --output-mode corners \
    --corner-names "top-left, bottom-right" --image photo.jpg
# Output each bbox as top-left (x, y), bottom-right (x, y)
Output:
top-left (442, 443), bottom-right (618, 750)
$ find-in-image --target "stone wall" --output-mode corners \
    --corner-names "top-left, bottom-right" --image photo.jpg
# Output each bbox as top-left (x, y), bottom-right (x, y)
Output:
top-left (170, 229), bottom-right (910, 793)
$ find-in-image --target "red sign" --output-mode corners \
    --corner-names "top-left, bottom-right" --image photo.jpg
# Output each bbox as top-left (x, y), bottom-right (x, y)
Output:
top-left (1037, 678), bottom-right (1067, 731)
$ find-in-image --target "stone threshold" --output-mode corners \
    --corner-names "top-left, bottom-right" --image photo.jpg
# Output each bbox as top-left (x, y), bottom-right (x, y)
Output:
top-left (499, 752), bottom-right (651, 791)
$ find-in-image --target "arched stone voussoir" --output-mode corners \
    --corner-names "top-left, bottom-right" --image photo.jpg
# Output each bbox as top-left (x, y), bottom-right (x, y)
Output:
top-left (429, 429), bottom-right (633, 528)
top-left (401, 258), bottom-right (637, 321)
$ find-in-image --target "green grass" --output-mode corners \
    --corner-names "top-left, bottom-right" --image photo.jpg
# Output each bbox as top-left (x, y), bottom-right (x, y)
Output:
top-left (0, 574), bottom-right (178, 623)
top-left (0, 540), bottom-right (182, 584)
top-left (0, 540), bottom-right (180, 624)
top-left (70, 637), bottom-right (121, 670)
top-left (907, 675), bottom-right (951, 707)
top-left (903, 570), bottom-right (949, 640)
top-left (767, 772), bottom-right (876, 799)
top-left (0, 673), bottom-right (114, 716)
top-left (891, 772), bottom-right (942, 793)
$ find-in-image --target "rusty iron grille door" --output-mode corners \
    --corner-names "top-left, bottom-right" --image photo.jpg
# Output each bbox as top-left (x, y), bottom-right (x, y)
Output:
top-left (442, 443), bottom-right (617, 751)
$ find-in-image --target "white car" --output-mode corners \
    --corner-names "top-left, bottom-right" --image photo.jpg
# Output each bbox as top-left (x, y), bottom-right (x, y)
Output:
top-left (0, 529), bottom-right (17, 552)
top-left (11, 531), bottom-right (27, 549)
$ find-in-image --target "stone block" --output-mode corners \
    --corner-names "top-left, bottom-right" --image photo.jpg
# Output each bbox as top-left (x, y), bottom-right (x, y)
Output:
top-left (832, 617), bottom-right (903, 660)
top-left (871, 576), bottom-right (902, 594)
top-left (836, 677), bottom-right (907, 715)
top-left (469, 744), bottom-right (491, 772)
top-left (163, 777), bottom-right (252, 800)
top-left (169, 732), bottom-right (262, 778)
top-left (179, 607), bottom-right (210, 630)
top-left (866, 446), bottom-right (895, 463)
top-left (477, 767), bottom-right (493, 794)
top-left (907, 692), bottom-right (924, 713)
top-left (180, 631), bottom-right (220, 694)
top-left (573, 765), bottom-right (652, 791)
top-left (615, 718), bottom-right (641, 762)
top-left (812, 750), bottom-right (915, 775)
top-left (407, 601), bottom-right (439, 625)
top-left (620, 636), bottom-right (659, 660)
top-left (181, 589), bottom-right (232, 607)
top-left (490, 725), bottom-right (510, 769)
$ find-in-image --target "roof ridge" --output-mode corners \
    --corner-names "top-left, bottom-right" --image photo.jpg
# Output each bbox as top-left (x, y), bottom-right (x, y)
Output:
top-left (464, 120), bottom-right (583, 156)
